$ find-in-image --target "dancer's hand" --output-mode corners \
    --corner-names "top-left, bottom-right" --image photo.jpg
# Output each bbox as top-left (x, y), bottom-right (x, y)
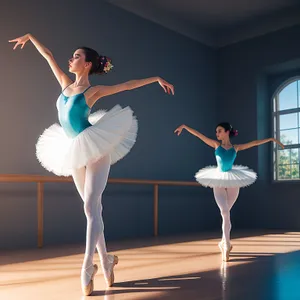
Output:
top-left (9, 34), bottom-right (31, 50)
top-left (174, 125), bottom-right (186, 136)
top-left (272, 138), bottom-right (284, 149)
top-left (158, 77), bottom-right (174, 95)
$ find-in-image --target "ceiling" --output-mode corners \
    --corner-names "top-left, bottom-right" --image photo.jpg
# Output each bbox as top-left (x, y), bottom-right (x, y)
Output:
top-left (106, 0), bottom-right (300, 47)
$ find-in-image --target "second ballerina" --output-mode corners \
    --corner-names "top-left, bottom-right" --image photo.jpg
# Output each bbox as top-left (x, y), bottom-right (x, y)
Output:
top-left (175, 122), bottom-right (284, 261)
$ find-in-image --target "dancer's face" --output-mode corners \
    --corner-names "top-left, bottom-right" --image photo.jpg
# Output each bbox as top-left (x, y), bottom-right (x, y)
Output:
top-left (216, 126), bottom-right (229, 141)
top-left (68, 49), bottom-right (91, 74)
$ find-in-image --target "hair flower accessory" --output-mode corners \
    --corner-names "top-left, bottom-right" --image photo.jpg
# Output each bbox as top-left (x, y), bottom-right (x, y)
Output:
top-left (103, 59), bottom-right (113, 73)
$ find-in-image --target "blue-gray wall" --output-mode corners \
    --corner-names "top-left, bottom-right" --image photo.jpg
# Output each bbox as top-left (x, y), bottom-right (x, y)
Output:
top-left (3, 1), bottom-right (299, 250)
top-left (217, 25), bottom-right (300, 230)
top-left (0, 0), bottom-right (218, 249)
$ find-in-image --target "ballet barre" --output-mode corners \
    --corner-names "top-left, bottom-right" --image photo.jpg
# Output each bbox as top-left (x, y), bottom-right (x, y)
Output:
top-left (0, 174), bottom-right (200, 248)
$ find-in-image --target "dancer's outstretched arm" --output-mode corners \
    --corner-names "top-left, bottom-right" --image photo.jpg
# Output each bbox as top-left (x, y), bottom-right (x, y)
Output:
top-left (88, 77), bottom-right (174, 106)
top-left (174, 124), bottom-right (219, 149)
top-left (235, 138), bottom-right (284, 152)
top-left (9, 33), bottom-right (72, 88)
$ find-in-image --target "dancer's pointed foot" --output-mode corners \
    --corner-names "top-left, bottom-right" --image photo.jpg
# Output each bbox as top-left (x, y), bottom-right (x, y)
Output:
top-left (81, 264), bottom-right (98, 296)
top-left (218, 242), bottom-right (232, 262)
top-left (104, 255), bottom-right (119, 288)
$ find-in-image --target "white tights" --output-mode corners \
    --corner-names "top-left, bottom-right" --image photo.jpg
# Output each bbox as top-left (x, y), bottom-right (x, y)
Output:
top-left (213, 187), bottom-right (240, 249)
top-left (72, 155), bottom-right (111, 286)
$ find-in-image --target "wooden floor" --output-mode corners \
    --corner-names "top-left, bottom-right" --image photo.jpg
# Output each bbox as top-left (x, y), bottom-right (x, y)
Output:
top-left (1, 231), bottom-right (300, 300)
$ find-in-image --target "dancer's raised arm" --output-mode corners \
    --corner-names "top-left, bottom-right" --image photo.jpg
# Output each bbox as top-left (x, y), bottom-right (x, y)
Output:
top-left (174, 124), bottom-right (219, 148)
top-left (9, 33), bottom-right (71, 88)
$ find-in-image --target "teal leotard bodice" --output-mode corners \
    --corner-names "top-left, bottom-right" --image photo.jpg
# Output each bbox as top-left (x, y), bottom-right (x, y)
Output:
top-left (56, 86), bottom-right (92, 138)
top-left (215, 145), bottom-right (237, 172)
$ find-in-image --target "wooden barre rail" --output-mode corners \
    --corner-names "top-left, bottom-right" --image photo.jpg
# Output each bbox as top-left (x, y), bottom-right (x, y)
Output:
top-left (0, 174), bottom-right (201, 248)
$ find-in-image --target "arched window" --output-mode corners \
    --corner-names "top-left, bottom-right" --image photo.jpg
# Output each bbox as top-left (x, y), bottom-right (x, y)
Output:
top-left (273, 77), bottom-right (300, 180)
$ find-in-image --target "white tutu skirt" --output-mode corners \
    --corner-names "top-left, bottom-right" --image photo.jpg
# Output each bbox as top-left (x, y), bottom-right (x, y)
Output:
top-left (195, 165), bottom-right (257, 188)
top-left (36, 105), bottom-right (138, 176)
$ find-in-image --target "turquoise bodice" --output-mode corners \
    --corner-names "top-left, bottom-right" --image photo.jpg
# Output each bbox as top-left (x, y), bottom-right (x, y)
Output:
top-left (56, 88), bottom-right (92, 138)
top-left (215, 146), bottom-right (237, 172)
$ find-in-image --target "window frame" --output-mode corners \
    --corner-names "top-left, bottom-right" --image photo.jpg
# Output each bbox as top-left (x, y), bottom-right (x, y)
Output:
top-left (272, 76), bottom-right (300, 182)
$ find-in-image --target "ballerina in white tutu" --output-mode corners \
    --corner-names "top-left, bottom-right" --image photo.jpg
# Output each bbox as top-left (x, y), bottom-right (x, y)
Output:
top-left (174, 122), bottom-right (283, 262)
top-left (9, 33), bottom-right (174, 295)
